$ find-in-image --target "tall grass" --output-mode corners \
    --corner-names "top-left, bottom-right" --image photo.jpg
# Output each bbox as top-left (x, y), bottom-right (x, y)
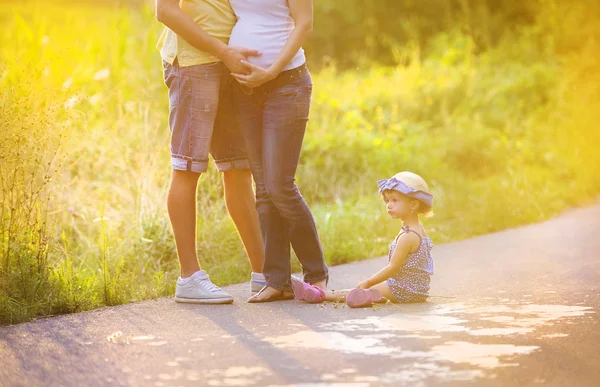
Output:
top-left (1, 1), bottom-right (599, 325)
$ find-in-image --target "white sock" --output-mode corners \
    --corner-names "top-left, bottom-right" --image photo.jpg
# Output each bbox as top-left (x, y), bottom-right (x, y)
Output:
top-left (178, 270), bottom-right (207, 284)
top-left (251, 272), bottom-right (265, 281)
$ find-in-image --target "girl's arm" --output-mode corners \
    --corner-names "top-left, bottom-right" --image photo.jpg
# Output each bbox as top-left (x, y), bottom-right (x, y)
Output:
top-left (231, 0), bottom-right (313, 87)
top-left (155, 0), bottom-right (259, 73)
top-left (357, 233), bottom-right (420, 289)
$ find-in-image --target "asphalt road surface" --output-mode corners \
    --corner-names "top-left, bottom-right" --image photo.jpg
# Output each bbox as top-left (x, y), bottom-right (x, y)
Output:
top-left (1, 204), bottom-right (599, 387)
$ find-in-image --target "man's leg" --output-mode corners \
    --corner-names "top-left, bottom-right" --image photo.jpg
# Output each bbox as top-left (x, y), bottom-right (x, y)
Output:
top-left (222, 169), bottom-right (264, 274)
top-left (163, 60), bottom-right (233, 304)
top-left (167, 170), bottom-right (201, 278)
top-left (168, 167), bottom-right (233, 304)
top-left (212, 66), bottom-right (267, 294)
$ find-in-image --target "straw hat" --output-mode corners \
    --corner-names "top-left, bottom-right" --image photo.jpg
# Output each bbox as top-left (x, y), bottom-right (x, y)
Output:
top-left (377, 171), bottom-right (433, 210)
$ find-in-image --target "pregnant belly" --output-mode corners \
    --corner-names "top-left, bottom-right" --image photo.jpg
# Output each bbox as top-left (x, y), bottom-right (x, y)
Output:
top-left (229, 24), bottom-right (294, 69)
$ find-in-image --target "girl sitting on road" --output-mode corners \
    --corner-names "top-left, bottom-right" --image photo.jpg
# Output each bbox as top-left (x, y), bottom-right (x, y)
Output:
top-left (293, 171), bottom-right (434, 307)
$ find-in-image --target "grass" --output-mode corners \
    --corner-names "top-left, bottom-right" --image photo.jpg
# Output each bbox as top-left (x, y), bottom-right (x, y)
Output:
top-left (1, 1), bottom-right (599, 325)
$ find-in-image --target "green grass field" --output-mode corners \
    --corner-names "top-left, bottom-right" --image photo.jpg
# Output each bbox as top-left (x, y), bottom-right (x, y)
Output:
top-left (1, 1), bottom-right (599, 325)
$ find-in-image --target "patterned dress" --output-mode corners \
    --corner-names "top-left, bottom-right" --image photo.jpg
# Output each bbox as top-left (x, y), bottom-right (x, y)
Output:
top-left (386, 226), bottom-right (434, 303)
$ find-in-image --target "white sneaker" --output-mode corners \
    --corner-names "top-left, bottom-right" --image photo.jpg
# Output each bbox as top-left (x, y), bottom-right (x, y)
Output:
top-left (251, 272), bottom-right (266, 293)
top-left (175, 270), bottom-right (234, 304)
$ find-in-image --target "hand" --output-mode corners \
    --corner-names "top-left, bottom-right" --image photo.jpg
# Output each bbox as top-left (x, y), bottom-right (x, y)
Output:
top-left (231, 60), bottom-right (277, 89)
top-left (357, 280), bottom-right (371, 289)
top-left (220, 46), bottom-right (261, 74)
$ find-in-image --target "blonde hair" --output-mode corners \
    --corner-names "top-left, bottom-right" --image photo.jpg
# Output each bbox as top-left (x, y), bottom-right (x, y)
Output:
top-left (381, 171), bottom-right (434, 217)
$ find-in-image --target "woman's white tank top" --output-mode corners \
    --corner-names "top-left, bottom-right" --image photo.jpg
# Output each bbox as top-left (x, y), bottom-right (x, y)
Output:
top-left (228, 0), bottom-right (306, 71)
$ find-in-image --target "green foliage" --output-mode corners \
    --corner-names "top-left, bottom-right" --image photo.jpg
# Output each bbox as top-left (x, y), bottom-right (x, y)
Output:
top-left (308, 0), bottom-right (539, 68)
top-left (1, 0), bottom-right (599, 325)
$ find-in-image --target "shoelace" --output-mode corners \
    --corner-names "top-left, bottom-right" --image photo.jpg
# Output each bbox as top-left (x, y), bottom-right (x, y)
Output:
top-left (195, 277), bottom-right (220, 293)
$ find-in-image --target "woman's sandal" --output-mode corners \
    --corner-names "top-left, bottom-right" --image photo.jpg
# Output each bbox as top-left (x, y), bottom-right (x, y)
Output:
top-left (346, 288), bottom-right (383, 308)
top-left (247, 286), bottom-right (294, 303)
top-left (291, 275), bottom-right (326, 303)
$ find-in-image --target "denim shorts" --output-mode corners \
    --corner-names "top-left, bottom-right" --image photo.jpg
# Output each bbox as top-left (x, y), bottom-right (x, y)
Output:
top-left (162, 59), bottom-right (250, 173)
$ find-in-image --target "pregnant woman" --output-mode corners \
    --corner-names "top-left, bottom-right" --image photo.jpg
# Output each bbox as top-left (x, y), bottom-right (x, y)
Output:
top-left (229, 0), bottom-right (329, 302)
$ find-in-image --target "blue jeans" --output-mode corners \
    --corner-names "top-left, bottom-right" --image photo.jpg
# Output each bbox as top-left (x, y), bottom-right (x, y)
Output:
top-left (233, 70), bottom-right (329, 291)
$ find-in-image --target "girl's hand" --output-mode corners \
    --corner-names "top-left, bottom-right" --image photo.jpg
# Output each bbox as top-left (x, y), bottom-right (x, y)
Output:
top-left (357, 280), bottom-right (371, 289)
top-left (231, 60), bottom-right (277, 89)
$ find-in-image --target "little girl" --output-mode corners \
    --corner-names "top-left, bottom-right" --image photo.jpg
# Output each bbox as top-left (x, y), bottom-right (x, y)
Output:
top-left (294, 171), bottom-right (434, 307)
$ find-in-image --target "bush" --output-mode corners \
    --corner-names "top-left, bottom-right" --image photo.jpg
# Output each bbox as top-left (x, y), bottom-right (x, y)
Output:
top-left (0, 0), bottom-right (599, 324)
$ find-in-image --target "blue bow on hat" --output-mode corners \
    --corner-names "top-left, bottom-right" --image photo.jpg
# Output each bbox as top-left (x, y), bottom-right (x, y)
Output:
top-left (377, 177), bottom-right (434, 209)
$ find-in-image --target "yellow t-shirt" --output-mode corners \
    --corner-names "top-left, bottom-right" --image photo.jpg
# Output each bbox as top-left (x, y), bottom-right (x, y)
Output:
top-left (157, 0), bottom-right (236, 67)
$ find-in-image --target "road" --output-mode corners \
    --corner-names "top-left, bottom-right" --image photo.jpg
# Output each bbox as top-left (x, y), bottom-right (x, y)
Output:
top-left (1, 204), bottom-right (599, 386)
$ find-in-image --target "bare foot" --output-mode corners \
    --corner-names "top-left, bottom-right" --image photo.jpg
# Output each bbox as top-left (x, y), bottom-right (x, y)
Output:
top-left (310, 280), bottom-right (328, 292)
top-left (247, 286), bottom-right (294, 303)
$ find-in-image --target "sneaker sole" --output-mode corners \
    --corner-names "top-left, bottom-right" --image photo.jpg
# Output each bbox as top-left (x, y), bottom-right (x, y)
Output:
top-left (175, 296), bottom-right (234, 304)
top-left (291, 277), bottom-right (325, 303)
top-left (347, 288), bottom-right (381, 308)
top-left (291, 277), bottom-right (307, 301)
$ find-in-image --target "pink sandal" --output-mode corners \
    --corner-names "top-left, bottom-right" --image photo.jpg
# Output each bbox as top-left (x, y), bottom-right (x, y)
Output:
top-left (291, 276), bottom-right (326, 303)
top-left (346, 288), bottom-right (382, 308)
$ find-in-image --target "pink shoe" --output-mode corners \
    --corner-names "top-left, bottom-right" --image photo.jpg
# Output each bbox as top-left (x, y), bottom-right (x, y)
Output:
top-left (346, 288), bottom-right (382, 308)
top-left (291, 276), bottom-right (326, 303)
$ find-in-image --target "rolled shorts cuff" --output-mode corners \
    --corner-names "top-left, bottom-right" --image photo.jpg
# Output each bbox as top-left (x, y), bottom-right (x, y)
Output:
top-left (172, 156), bottom-right (208, 174)
top-left (215, 157), bottom-right (250, 172)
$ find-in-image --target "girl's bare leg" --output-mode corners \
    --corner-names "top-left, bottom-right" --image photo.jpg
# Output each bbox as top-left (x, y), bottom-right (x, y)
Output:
top-left (324, 289), bottom-right (352, 302)
top-left (324, 281), bottom-right (395, 303)
top-left (369, 281), bottom-right (395, 301)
